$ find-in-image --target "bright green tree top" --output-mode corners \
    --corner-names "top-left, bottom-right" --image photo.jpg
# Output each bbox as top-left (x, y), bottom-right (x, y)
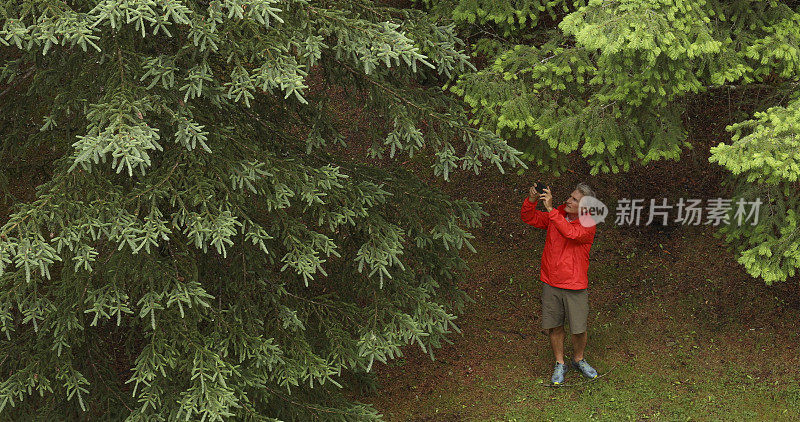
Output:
top-left (434, 0), bottom-right (800, 284)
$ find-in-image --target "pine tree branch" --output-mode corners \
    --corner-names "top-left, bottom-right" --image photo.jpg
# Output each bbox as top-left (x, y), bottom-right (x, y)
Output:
top-left (239, 107), bottom-right (464, 203)
top-left (259, 383), bottom-right (370, 418)
top-left (704, 83), bottom-right (785, 91)
top-left (0, 197), bottom-right (51, 239)
top-left (90, 361), bottom-right (134, 413)
top-left (127, 153), bottom-right (185, 205)
top-left (333, 58), bottom-right (440, 117)
top-left (0, 66), bottom-right (36, 99)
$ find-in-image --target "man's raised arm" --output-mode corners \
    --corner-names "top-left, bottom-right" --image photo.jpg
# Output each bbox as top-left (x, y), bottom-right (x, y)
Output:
top-left (521, 189), bottom-right (550, 229)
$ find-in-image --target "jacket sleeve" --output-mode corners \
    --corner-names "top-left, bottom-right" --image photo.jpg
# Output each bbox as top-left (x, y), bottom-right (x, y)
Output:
top-left (521, 197), bottom-right (550, 229)
top-left (547, 209), bottom-right (595, 244)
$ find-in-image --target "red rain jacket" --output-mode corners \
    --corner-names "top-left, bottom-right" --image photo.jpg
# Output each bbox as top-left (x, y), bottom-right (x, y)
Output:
top-left (520, 197), bottom-right (596, 290)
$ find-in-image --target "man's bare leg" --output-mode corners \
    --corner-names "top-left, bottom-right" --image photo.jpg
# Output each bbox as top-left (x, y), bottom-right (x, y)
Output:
top-left (572, 331), bottom-right (587, 362)
top-left (548, 326), bottom-right (566, 364)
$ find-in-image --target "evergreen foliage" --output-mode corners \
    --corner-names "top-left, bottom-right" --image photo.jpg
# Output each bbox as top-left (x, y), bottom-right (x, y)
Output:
top-left (448, 0), bottom-right (800, 176)
top-left (710, 97), bottom-right (800, 285)
top-left (0, 0), bottom-right (525, 419)
top-left (430, 0), bottom-right (800, 283)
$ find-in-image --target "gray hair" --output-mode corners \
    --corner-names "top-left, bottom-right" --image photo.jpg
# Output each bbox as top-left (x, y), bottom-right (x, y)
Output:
top-left (575, 182), bottom-right (595, 199)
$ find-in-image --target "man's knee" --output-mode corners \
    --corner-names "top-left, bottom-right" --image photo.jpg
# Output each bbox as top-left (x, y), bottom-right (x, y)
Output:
top-left (548, 326), bottom-right (565, 335)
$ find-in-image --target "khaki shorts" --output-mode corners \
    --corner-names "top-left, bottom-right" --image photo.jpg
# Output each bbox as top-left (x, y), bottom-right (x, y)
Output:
top-left (541, 282), bottom-right (589, 334)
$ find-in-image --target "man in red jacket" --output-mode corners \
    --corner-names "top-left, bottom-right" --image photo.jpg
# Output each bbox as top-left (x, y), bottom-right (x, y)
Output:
top-left (521, 182), bottom-right (598, 385)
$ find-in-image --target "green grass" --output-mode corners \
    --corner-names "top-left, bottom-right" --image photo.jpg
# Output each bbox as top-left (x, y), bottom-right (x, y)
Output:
top-left (498, 308), bottom-right (800, 421)
top-left (501, 345), bottom-right (799, 421)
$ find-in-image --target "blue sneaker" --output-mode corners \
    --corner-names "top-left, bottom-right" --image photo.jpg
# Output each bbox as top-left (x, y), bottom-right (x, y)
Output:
top-left (572, 358), bottom-right (598, 379)
top-left (551, 361), bottom-right (569, 385)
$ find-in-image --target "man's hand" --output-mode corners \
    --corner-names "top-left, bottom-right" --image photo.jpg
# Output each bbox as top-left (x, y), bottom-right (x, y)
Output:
top-left (528, 186), bottom-right (539, 202)
top-left (540, 187), bottom-right (553, 212)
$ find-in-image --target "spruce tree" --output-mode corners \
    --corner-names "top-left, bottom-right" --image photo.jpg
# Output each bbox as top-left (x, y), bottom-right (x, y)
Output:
top-left (709, 98), bottom-right (800, 285)
top-left (0, 0), bottom-right (525, 420)
top-left (430, 0), bottom-right (800, 283)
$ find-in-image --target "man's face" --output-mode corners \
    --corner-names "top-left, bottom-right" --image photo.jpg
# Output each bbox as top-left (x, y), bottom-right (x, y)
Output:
top-left (565, 190), bottom-right (584, 214)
